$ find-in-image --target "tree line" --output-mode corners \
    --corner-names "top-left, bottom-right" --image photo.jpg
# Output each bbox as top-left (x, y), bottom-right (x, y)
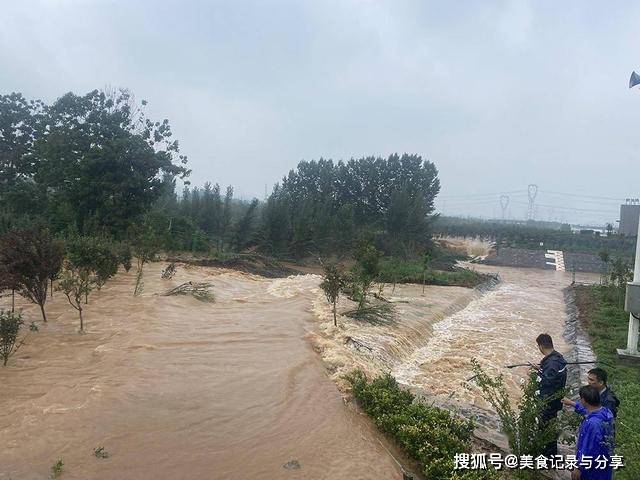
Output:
top-left (2, 89), bottom-right (442, 260)
top-left (433, 216), bottom-right (636, 259)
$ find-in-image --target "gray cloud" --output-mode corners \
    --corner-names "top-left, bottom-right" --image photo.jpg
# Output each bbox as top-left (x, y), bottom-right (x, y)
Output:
top-left (1, 0), bottom-right (639, 224)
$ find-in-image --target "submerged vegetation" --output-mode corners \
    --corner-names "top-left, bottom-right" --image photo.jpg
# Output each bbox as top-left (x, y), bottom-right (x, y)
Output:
top-left (0, 310), bottom-right (24, 366)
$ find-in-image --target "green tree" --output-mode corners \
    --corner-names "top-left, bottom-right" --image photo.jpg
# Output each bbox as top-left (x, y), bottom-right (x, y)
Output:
top-left (233, 198), bottom-right (259, 251)
top-left (66, 236), bottom-right (119, 293)
top-left (132, 227), bottom-right (159, 296)
top-left (117, 243), bottom-right (133, 272)
top-left (352, 240), bottom-right (382, 310)
top-left (27, 89), bottom-right (188, 235)
top-left (0, 229), bottom-right (64, 322)
top-left (0, 93), bottom-right (45, 216)
top-left (319, 263), bottom-right (347, 327)
top-left (0, 263), bottom-right (20, 312)
top-left (57, 268), bottom-right (93, 332)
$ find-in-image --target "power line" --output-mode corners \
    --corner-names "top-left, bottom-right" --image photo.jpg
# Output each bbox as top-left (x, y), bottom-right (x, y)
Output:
top-left (511, 200), bottom-right (618, 215)
top-left (538, 190), bottom-right (626, 202)
top-left (438, 190), bottom-right (527, 198)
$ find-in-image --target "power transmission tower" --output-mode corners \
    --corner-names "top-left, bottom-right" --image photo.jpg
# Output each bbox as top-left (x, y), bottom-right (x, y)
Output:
top-left (500, 195), bottom-right (510, 220)
top-left (527, 184), bottom-right (538, 221)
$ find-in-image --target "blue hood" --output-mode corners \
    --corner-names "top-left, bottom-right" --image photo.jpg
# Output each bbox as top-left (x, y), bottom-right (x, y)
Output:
top-left (589, 407), bottom-right (614, 423)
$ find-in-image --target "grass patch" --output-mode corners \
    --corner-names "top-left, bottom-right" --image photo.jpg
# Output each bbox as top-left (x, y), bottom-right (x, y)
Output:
top-left (574, 285), bottom-right (640, 480)
top-left (345, 370), bottom-right (498, 480)
top-left (378, 257), bottom-right (491, 288)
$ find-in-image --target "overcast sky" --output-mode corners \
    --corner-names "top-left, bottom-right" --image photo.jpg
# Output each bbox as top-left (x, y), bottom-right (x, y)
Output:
top-left (1, 1), bottom-right (639, 225)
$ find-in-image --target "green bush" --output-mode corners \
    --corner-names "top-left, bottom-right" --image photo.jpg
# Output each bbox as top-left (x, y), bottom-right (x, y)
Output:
top-left (0, 310), bottom-right (24, 366)
top-left (345, 370), bottom-right (497, 480)
top-left (66, 236), bottom-right (119, 289)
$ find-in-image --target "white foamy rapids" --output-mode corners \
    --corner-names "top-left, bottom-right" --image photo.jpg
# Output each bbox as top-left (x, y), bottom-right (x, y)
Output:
top-left (308, 282), bottom-right (480, 389)
top-left (267, 274), bottom-right (322, 298)
top-left (392, 269), bottom-right (573, 415)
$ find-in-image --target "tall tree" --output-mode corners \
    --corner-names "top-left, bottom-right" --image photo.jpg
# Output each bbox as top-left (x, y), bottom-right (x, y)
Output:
top-left (4, 89), bottom-right (191, 236)
top-left (320, 263), bottom-right (347, 327)
top-left (0, 93), bottom-right (46, 217)
top-left (233, 198), bottom-right (259, 251)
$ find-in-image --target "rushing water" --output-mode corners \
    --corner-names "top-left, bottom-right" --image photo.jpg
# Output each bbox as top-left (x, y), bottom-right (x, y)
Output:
top-left (392, 264), bottom-right (598, 444)
top-left (0, 260), bottom-right (597, 479)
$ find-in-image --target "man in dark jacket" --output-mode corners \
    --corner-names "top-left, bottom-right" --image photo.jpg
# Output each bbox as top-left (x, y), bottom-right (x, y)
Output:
top-left (534, 333), bottom-right (567, 457)
top-left (562, 368), bottom-right (620, 419)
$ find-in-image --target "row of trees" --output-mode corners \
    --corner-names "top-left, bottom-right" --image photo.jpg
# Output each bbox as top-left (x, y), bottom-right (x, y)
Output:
top-left (0, 228), bottom-right (159, 351)
top-left (3, 88), bottom-right (442, 261)
top-left (435, 216), bottom-right (636, 259)
top-left (262, 155), bottom-right (440, 257)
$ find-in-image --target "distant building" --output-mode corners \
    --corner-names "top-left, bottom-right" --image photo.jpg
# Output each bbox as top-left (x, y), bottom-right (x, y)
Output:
top-left (619, 201), bottom-right (640, 236)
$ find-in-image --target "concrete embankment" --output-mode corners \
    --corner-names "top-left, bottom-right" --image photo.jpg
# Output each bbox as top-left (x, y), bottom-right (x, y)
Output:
top-left (481, 247), bottom-right (605, 273)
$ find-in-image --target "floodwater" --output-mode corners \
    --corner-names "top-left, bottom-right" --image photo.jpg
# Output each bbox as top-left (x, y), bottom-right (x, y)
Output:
top-left (393, 265), bottom-right (597, 410)
top-left (0, 259), bottom-right (597, 479)
top-left (0, 264), bottom-right (403, 480)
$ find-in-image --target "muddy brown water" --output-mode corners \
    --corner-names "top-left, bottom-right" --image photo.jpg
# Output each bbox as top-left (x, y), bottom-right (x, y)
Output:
top-left (0, 260), bottom-right (597, 479)
top-left (0, 264), bottom-right (402, 479)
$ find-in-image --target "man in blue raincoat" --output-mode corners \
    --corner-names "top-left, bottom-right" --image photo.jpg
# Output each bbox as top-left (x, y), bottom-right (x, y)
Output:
top-left (571, 385), bottom-right (614, 480)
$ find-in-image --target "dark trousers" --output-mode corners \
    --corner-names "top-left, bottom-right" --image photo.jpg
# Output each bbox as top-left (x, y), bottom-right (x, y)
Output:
top-left (539, 400), bottom-right (562, 457)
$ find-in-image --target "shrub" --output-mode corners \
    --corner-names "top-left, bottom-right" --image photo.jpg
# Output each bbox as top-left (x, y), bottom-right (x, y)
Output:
top-left (616, 382), bottom-right (640, 479)
top-left (50, 459), bottom-right (64, 478)
top-left (345, 370), bottom-right (496, 480)
top-left (0, 310), bottom-right (24, 366)
top-left (468, 359), bottom-right (562, 479)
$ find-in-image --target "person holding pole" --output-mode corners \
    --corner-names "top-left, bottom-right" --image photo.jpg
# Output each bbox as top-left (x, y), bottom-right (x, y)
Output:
top-left (532, 333), bottom-right (567, 457)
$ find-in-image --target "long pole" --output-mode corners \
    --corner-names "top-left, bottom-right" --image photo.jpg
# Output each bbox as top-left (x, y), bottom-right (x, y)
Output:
top-left (624, 212), bottom-right (640, 353)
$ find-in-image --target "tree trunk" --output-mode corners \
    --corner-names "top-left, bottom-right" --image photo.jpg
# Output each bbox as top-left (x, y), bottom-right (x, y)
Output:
top-left (79, 308), bottom-right (84, 332)
top-left (11, 289), bottom-right (15, 313)
top-left (333, 303), bottom-right (337, 327)
top-left (422, 271), bottom-right (426, 294)
top-left (39, 303), bottom-right (47, 323)
top-left (51, 278), bottom-right (54, 298)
